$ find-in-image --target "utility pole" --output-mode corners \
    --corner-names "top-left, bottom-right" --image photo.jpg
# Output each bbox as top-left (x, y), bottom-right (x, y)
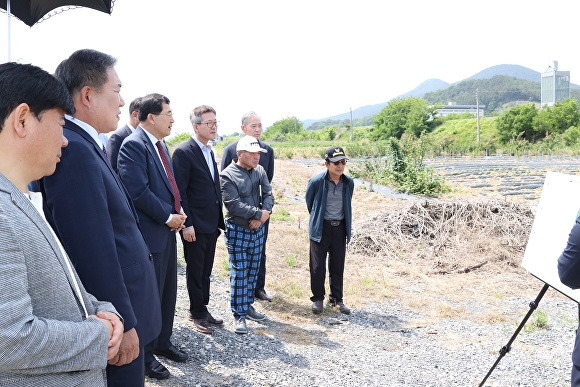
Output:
top-left (349, 107), bottom-right (353, 142)
top-left (476, 88), bottom-right (480, 144)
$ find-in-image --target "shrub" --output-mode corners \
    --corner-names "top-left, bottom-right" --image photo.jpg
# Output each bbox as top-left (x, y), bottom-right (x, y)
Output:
top-left (563, 126), bottom-right (580, 146)
top-left (350, 135), bottom-right (449, 196)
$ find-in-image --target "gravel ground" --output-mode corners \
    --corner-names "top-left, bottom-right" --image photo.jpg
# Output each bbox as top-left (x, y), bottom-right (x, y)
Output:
top-left (145, 266), bottom-right (579, 387)
top-left (143, 157), bottom-right (580, 386)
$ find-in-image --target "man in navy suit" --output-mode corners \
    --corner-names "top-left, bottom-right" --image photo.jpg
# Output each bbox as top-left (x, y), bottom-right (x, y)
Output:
top-left (220, 112), bottom-right (275, 302)
top-left (118, 93), bottom-right (188, 379)
top-left (33, 49), bottom-right (161, 386)
top-left (558, 217), bottom-right (580, 386)
top-left (106, 97), bottom-right (142, 173)
top-left (173, 105), bottom-right (225, 335)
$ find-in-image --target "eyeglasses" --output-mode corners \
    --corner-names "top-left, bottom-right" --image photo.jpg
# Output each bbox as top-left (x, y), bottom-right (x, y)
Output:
top-left (158, 112), bottom-right (173, 118)
top-left (330, 160), bottom-right (347, 166)
top-left (200, 120), bottom-right (218, 129)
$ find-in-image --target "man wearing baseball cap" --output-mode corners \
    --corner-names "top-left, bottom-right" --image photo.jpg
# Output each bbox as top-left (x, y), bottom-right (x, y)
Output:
top-left (305, 146), bottom-right (354, 315)
top-left (220, 135), bottom-right (274, 334)
top-left (220, 112), bottom-right (275, 302)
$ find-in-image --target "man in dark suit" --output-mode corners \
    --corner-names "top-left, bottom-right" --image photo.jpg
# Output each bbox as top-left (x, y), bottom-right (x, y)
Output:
top-left (118, 93), bottom-right (188, 379)
top-left (173, 105), bottom-right (225, 335)
top-left (106, 97), bottom-right (142, 173)
top-left (558, 216), bottom-right (580, 386)
top-left (220, 112), bottom-right (275, 302)
top-left (0, 61), bottom-right (123, 386)
top-left (32, 49), bottom-right (162, 386)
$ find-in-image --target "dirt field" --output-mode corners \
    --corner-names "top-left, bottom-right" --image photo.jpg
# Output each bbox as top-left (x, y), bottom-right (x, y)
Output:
top-left (219, 158), bottom-right (567, 324)
top-left (145, 156), bottom-right (580, 386)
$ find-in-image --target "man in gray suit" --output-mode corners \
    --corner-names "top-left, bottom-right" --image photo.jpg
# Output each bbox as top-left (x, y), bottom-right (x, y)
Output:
top-left (0, 63), bottom-right (123, 385)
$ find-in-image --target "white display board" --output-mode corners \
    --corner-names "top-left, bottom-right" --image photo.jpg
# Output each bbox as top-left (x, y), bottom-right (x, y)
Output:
top-left (522, 171), bottom-right (580, 303)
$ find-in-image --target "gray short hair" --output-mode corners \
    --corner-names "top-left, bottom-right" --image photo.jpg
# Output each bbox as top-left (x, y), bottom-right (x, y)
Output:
top-left (241, 111), bottom-right (260, 126)
top-left (190, 105), bottom-right (216, 125)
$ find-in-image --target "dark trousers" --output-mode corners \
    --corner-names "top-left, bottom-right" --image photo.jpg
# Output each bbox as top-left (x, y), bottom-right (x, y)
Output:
top-left (572, 309), bottom-right (580, 387)
top-left (309, 221), bottom-right (346, 302)
top-left (144, 235), bottom-right (177, 364)
top-left (106, 344), bottom-right (145, 386)
top-left (573, 363), bottom-right (580, 387)
top-left (181, 229), bottom-right (219, 319)
top-left (255, 219), bottom-right (269, 292)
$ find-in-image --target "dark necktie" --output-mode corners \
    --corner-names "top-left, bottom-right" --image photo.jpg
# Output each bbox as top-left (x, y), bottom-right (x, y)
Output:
top-left (155, 140), bottom-right (181, 213)
top-left (102, 145), bottom-right (109, 158)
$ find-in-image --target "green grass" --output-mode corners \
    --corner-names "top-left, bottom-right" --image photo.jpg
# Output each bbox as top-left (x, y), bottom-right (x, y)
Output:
top-left (219, 257), bottom-right (229, 279)
top-left (285, 254), bottom-right (298, 268)
top-left (271, 207), bottom-right (294, 221)
top-left (166, 112), bottom-right (580, 162)
top-left (425, 117), bottom-right (499, 155)
top-left (524, 310), bottom-right (549, 332)
top-left (287, 283), bottom-right (303, 298)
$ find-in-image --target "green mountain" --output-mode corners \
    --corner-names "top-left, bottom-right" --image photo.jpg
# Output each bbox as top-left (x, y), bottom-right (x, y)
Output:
top-left (425, 75), bottom-right (580, 113)
top-left (303, 64), bottom-right (579, 129)
top-left (466, 64), bottom-right (541, 82)
top-left (424, 75), bottom-right (540, 113)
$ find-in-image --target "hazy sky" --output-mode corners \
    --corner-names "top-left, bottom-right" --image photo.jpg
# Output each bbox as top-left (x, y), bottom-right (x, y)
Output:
top-left (1, 0), bottom-right (578, 136)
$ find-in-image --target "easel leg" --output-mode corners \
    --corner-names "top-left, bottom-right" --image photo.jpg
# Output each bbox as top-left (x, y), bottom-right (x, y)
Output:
top-left (479, 283), bottom-right (550, 387)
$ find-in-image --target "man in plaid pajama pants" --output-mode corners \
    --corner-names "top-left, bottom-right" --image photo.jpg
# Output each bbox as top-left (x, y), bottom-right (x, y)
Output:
top-left (220, 135), bottom-right (274, 334)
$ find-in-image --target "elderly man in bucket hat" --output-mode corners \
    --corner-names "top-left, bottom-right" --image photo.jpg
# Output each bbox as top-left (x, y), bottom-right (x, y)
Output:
top-left (306, 146), bottom-right (354, 315)
top-left (220, 135), bottom-right (274, 334)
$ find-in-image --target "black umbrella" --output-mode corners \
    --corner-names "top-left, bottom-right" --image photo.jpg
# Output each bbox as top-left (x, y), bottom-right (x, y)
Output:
top-left (0, 0), bottom-right (115, 60)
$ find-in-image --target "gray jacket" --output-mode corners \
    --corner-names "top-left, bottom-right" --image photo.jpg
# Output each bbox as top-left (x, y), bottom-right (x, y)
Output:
top-left (0, 173), bottom-right (114, 386)
top-left (220, 162), bottom-right (274, 229)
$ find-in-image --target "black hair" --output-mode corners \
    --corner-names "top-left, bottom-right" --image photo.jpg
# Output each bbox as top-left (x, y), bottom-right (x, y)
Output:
top-left (0, 62), bottom-right (74, 133)
top-left (129, 97), bottom-right (142, 114)
top-left (54, 49), bottom-right (117, 96)
top-left (138, 93), bottom-right (170, 121)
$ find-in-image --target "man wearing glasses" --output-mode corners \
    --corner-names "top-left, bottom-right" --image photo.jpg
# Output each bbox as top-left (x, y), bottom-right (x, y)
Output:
top-left (220, 112), bottom-right (275, 302)
top-left (118, 93), bottom-right (188, 380)
top-left (305, 146), bottom-right (354, 315)
top-left (172, 105), bottom-right (225, 335)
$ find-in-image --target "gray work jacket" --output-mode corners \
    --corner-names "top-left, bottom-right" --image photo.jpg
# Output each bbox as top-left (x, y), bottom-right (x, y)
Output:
top-left (220, 161), bottom-right (274, 229)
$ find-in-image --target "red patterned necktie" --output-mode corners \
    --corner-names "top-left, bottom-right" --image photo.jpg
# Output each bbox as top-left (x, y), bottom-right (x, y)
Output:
top-left (155, 141), bottom-right (181, 213)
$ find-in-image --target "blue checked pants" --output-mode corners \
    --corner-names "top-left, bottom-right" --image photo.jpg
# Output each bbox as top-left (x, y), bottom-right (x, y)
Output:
top-left (224, 221), bottom-right (265, 319)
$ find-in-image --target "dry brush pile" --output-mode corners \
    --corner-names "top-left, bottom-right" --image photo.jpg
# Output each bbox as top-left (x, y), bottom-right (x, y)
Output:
top-left (350, 199), bottom-right (534, 275)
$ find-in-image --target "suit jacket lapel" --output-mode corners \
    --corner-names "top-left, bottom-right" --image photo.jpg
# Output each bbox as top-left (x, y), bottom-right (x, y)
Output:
top-left (136, 126), bottom-right (173, 195)
top-left (0, 176), bottom-right (83, 308)
top-left (210, 149), bottom-right (220, 190)
top-left (66, 120), bottom-right (139, 221)
top-left (66, 120), bottom-right (111, 169)
top-left (190, 138), bottom-right (214, 180)
top-left (122, 125), bottom-right (132, 138)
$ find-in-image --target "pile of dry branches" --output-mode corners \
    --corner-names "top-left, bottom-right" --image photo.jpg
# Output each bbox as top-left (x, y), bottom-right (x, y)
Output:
top-left (349, 199), bottom-right (534, 274)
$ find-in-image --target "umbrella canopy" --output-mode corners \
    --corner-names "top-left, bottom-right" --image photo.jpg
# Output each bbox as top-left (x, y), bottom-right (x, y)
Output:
top-left (0, 0), bottom-right (114, 61)
top-left (0, 0), bottom-right (113, 27)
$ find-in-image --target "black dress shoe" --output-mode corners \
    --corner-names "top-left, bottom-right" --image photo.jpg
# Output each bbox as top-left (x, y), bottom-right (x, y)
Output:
top-left (255, 289), bottom-right (273, 302)
top-left (153, 345), bottom-right (188, 362)
top-left (145, 359), bottom-right (170, 380)
top-left (192, 318), bottom-right (213, 334)
top-left (207, 312), bottom-right (224, 325)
